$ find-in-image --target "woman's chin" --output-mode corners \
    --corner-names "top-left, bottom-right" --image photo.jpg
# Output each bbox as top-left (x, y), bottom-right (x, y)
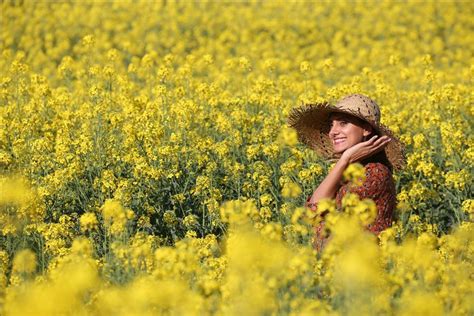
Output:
top-left (332, 146), bottom-right (346, 154)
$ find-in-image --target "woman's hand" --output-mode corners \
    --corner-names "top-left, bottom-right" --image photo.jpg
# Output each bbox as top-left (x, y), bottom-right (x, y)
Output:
top-left (341, 135), bottom-right (391, 164)
top-left (307, 135), bottom-right (390, 208)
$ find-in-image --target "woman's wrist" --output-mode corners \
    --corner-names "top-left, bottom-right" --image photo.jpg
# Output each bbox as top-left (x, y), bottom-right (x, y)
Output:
top-left (337, 154), bottom-right (351, 168)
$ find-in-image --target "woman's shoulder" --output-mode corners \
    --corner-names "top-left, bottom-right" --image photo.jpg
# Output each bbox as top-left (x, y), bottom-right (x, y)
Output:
top-left (343, 161), bottom-right (394, 201)
top-left (356, 162), bottom-right (395, 197)
top-left (364, 162), bottom-right (392, 178)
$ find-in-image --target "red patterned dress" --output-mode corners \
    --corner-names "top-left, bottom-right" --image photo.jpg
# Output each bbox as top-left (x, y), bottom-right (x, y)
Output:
top-left (306, 162), bottom-right (396, 252)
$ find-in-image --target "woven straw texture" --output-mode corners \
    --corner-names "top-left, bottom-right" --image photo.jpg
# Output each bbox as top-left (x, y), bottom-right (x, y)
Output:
top-left (288, 94), bottom-right (405, 170)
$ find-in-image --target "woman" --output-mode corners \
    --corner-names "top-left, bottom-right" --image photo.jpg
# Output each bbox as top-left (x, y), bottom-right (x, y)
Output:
top-left (288, 94), bottom-right (405, 251)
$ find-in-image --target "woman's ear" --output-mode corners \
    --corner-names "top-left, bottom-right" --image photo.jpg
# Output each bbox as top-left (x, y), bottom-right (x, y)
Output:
top-left (362, 124), bottom-right (373, 137)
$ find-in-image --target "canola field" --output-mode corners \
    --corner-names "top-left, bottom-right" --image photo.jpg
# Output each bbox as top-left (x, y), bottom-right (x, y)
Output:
top-left (1, 1), bottom-right (473, 315)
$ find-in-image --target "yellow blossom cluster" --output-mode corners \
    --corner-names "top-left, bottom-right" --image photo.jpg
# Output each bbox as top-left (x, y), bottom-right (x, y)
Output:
top-left (342, 162), bottom-right (366, 187)
top-left (3, 198), bottom-right (473, 315)
top-left (101, 199), bottom-right (135, 235)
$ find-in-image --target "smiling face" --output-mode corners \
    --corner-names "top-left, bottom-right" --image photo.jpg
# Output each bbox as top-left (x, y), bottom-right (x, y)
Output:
top-left (328, 112), bottom-right (373, 154)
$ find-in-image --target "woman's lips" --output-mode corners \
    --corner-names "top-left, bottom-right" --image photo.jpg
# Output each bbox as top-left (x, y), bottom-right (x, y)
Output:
top-left (333, 138), bottom-right (346, 145)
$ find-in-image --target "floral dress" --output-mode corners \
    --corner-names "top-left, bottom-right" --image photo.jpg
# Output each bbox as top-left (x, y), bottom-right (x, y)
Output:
top-left (305, 162), bottom-right (396, 252)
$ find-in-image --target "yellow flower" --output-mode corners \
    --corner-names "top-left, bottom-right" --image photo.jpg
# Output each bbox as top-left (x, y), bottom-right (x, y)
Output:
top-left (353, 199), bottom-right (377, 226)
top-left (183, 214), bottom-right (198, 229)
top-left (0, 176), bottom-right (33, 205)
top-left (81, 34), bottom-right (95, 48)
top-left (101, 199), bottom-right (134, 235)
top-left (185, 230), bottom-right (198, 239)
top-left (343, 163), bottom-right (366, 186)
top-left (12, 249), bottom-right (36, 274)
top-left (444, 170), bottom-right (470, 190)
top-left (203, 54), bottom-right (214, 65)
top-left (299, 61), bottom-right (311, 74)
top-left (417, 232), bottom-right (438, 250)
top-left (317, 198), bottom-right (337, 216)
top-left (70, 238), bottom-right (93, 257)
top-left (260, 223), bottom-right (283, 241)
top-left (163, 210), bottom-right (177, 226)
top-left (461, 199), bottom-right (474, 220)
top-left (79, 212), bottom-right (98, 233)
top-left (259, 206), bottom-right (272, 222)
top-left (259, 194), bottom-right (272, 207)
top-left (398, 292), bottom-right (443, 316)
top-left (291, 207), bottom-right (305, 224)
top-left (281, 181), bottom-right (302, 198)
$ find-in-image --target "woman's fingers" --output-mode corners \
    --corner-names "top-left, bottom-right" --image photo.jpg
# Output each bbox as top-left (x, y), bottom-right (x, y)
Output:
top-left (370, 136), bottom-right (391, 153)
top-left (343, 135), bottom-right (391, 163)
top-left (356, 136), bottom-right (391, 159)
top-left (363, 135), bottom-right (389, 148)
top-left (372, 136), bottom-right (390, 148)
top-left (365, 135), bottom-right (378, 144)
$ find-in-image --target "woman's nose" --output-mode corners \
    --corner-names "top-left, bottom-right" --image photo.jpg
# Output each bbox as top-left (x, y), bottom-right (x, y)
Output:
top-left (329, 124), bottom-right (339, 137)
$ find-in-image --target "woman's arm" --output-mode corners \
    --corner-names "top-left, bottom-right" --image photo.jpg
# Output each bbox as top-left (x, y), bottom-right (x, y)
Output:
top-left (307, 157), bottom-right (349, 205)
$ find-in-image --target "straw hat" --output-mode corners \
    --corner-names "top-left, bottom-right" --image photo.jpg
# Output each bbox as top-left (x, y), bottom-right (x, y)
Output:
top-left (288, 94), bottom-right (405, 170)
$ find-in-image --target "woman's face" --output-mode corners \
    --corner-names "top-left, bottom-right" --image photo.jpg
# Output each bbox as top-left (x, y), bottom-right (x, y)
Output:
top-left (328, 113), bottom-right (372, 154)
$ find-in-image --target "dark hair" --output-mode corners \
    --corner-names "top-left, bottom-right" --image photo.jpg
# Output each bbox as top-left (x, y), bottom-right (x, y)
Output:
top-left (360, 126), bottom-right (393, 172)
top-left (361, 150), bottom-right (393, 172)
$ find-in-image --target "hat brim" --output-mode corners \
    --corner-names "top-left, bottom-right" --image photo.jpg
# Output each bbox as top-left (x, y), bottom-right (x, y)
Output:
top-left (288, 102), bottom-right (406, 171)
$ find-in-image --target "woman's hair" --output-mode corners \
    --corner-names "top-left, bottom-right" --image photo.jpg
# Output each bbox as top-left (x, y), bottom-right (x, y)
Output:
top-left (361, 150), bottom-right (393, 172)
top-left (360, 124), bottom-right (393, 171)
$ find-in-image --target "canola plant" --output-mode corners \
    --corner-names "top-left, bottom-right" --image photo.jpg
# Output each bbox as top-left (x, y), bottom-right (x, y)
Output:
top-left (1, 1), bottom-right (473, 315)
